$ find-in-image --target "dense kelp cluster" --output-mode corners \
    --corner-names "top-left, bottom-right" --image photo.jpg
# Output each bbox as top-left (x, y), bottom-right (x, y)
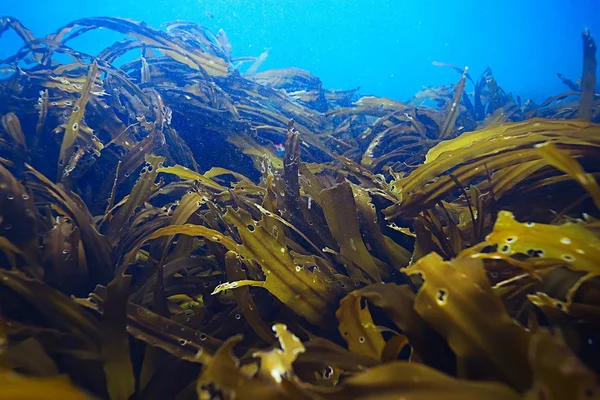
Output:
top-left (0, 16), bottom-right (600, 399)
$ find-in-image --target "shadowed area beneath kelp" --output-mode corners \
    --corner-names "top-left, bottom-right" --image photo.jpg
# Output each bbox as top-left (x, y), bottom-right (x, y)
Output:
top-left (0, 16), bottom-right (600, 400)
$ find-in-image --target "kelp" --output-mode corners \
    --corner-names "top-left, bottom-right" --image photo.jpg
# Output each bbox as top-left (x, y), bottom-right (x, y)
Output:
top-left (0, 369), bottom-right (95, 399)
top-left (536, 141), bottom-right (600, 208)
top-left (336, 289), bottom-right (385, 359)
top-left (580, 29), bottom-right (597, 121)
top-left (57, 60), bottom-right (101, 182)
top-left (405, 253), bottom-right (532, 389)
top-left (486, 211), bottom-right (600, 274)
top-left (438, 67), bottom-right (468, 140)
top-left (383, 118), bottom-right (600, 219)
top-left (100, 275), bottom-right (135, 400)
top-left (140, 207), bottom-right (343, 328)
top-left (320, 182), bottom-right (382, 282)
top-left (1, 15), bottom-right (600, 400)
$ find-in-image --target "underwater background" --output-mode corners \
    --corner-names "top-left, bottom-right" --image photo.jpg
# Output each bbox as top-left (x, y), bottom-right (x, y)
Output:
top-left (2, 0), bottom-right (600, 102)
top-left (1, 0), bottom-right (600, 399)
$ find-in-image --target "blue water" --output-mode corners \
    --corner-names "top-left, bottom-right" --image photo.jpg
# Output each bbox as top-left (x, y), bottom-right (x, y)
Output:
top-left (2, 0), bottom-right (599, 103)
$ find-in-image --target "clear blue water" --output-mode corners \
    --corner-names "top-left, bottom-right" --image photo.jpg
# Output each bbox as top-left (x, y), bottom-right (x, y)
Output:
top-left (2, 0), bottom-right (599, 103)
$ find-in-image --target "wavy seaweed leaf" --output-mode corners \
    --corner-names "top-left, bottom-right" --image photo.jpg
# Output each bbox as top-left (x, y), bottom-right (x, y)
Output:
top-left (405, 253), bottom-right (532, 390)
top-left (486, 211), bottom-right (600, 274)
top-left (336, 290), bottom-right (385, 359)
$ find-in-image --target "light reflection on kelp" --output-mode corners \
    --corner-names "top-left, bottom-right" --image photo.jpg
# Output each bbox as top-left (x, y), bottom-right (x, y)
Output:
top-left (0, 16), bottom-right (599, 400)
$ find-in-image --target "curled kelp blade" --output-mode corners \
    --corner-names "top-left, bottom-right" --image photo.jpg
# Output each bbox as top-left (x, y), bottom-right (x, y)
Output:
top-left (336, 290), bottom-right (385, 360)
top-left (405, 253), bottom-right (532, 391)
top-left (536, 141), bottom-right (600, 208)
top-left (335, 283), bottom-right (455, 373)
top-left (52, 17), bottom-right (230, 76)
top-left (384, 119), bottom-right (600, 219)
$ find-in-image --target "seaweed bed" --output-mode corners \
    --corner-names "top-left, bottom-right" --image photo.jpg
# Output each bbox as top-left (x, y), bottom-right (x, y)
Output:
top-left (0, 16), bottom-right (600, 399)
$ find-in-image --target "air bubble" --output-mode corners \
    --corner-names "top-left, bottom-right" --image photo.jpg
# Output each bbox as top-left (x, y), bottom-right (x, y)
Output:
top-left (234, 314), bottom-right (241, 320)
top-left (199, 333), bottom-right (207, 341)
top-left (358, 337), bottom-right (365, 343)
top-left (6, 195), bottom-right (14, 200)
top-left (72, 122), bottom-right (79, 131)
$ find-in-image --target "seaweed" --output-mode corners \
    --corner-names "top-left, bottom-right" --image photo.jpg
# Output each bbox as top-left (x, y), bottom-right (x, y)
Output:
top-left (0, 16), bottom-right (599, 400)
top-left (580, 29), bottom-right (597, 120)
